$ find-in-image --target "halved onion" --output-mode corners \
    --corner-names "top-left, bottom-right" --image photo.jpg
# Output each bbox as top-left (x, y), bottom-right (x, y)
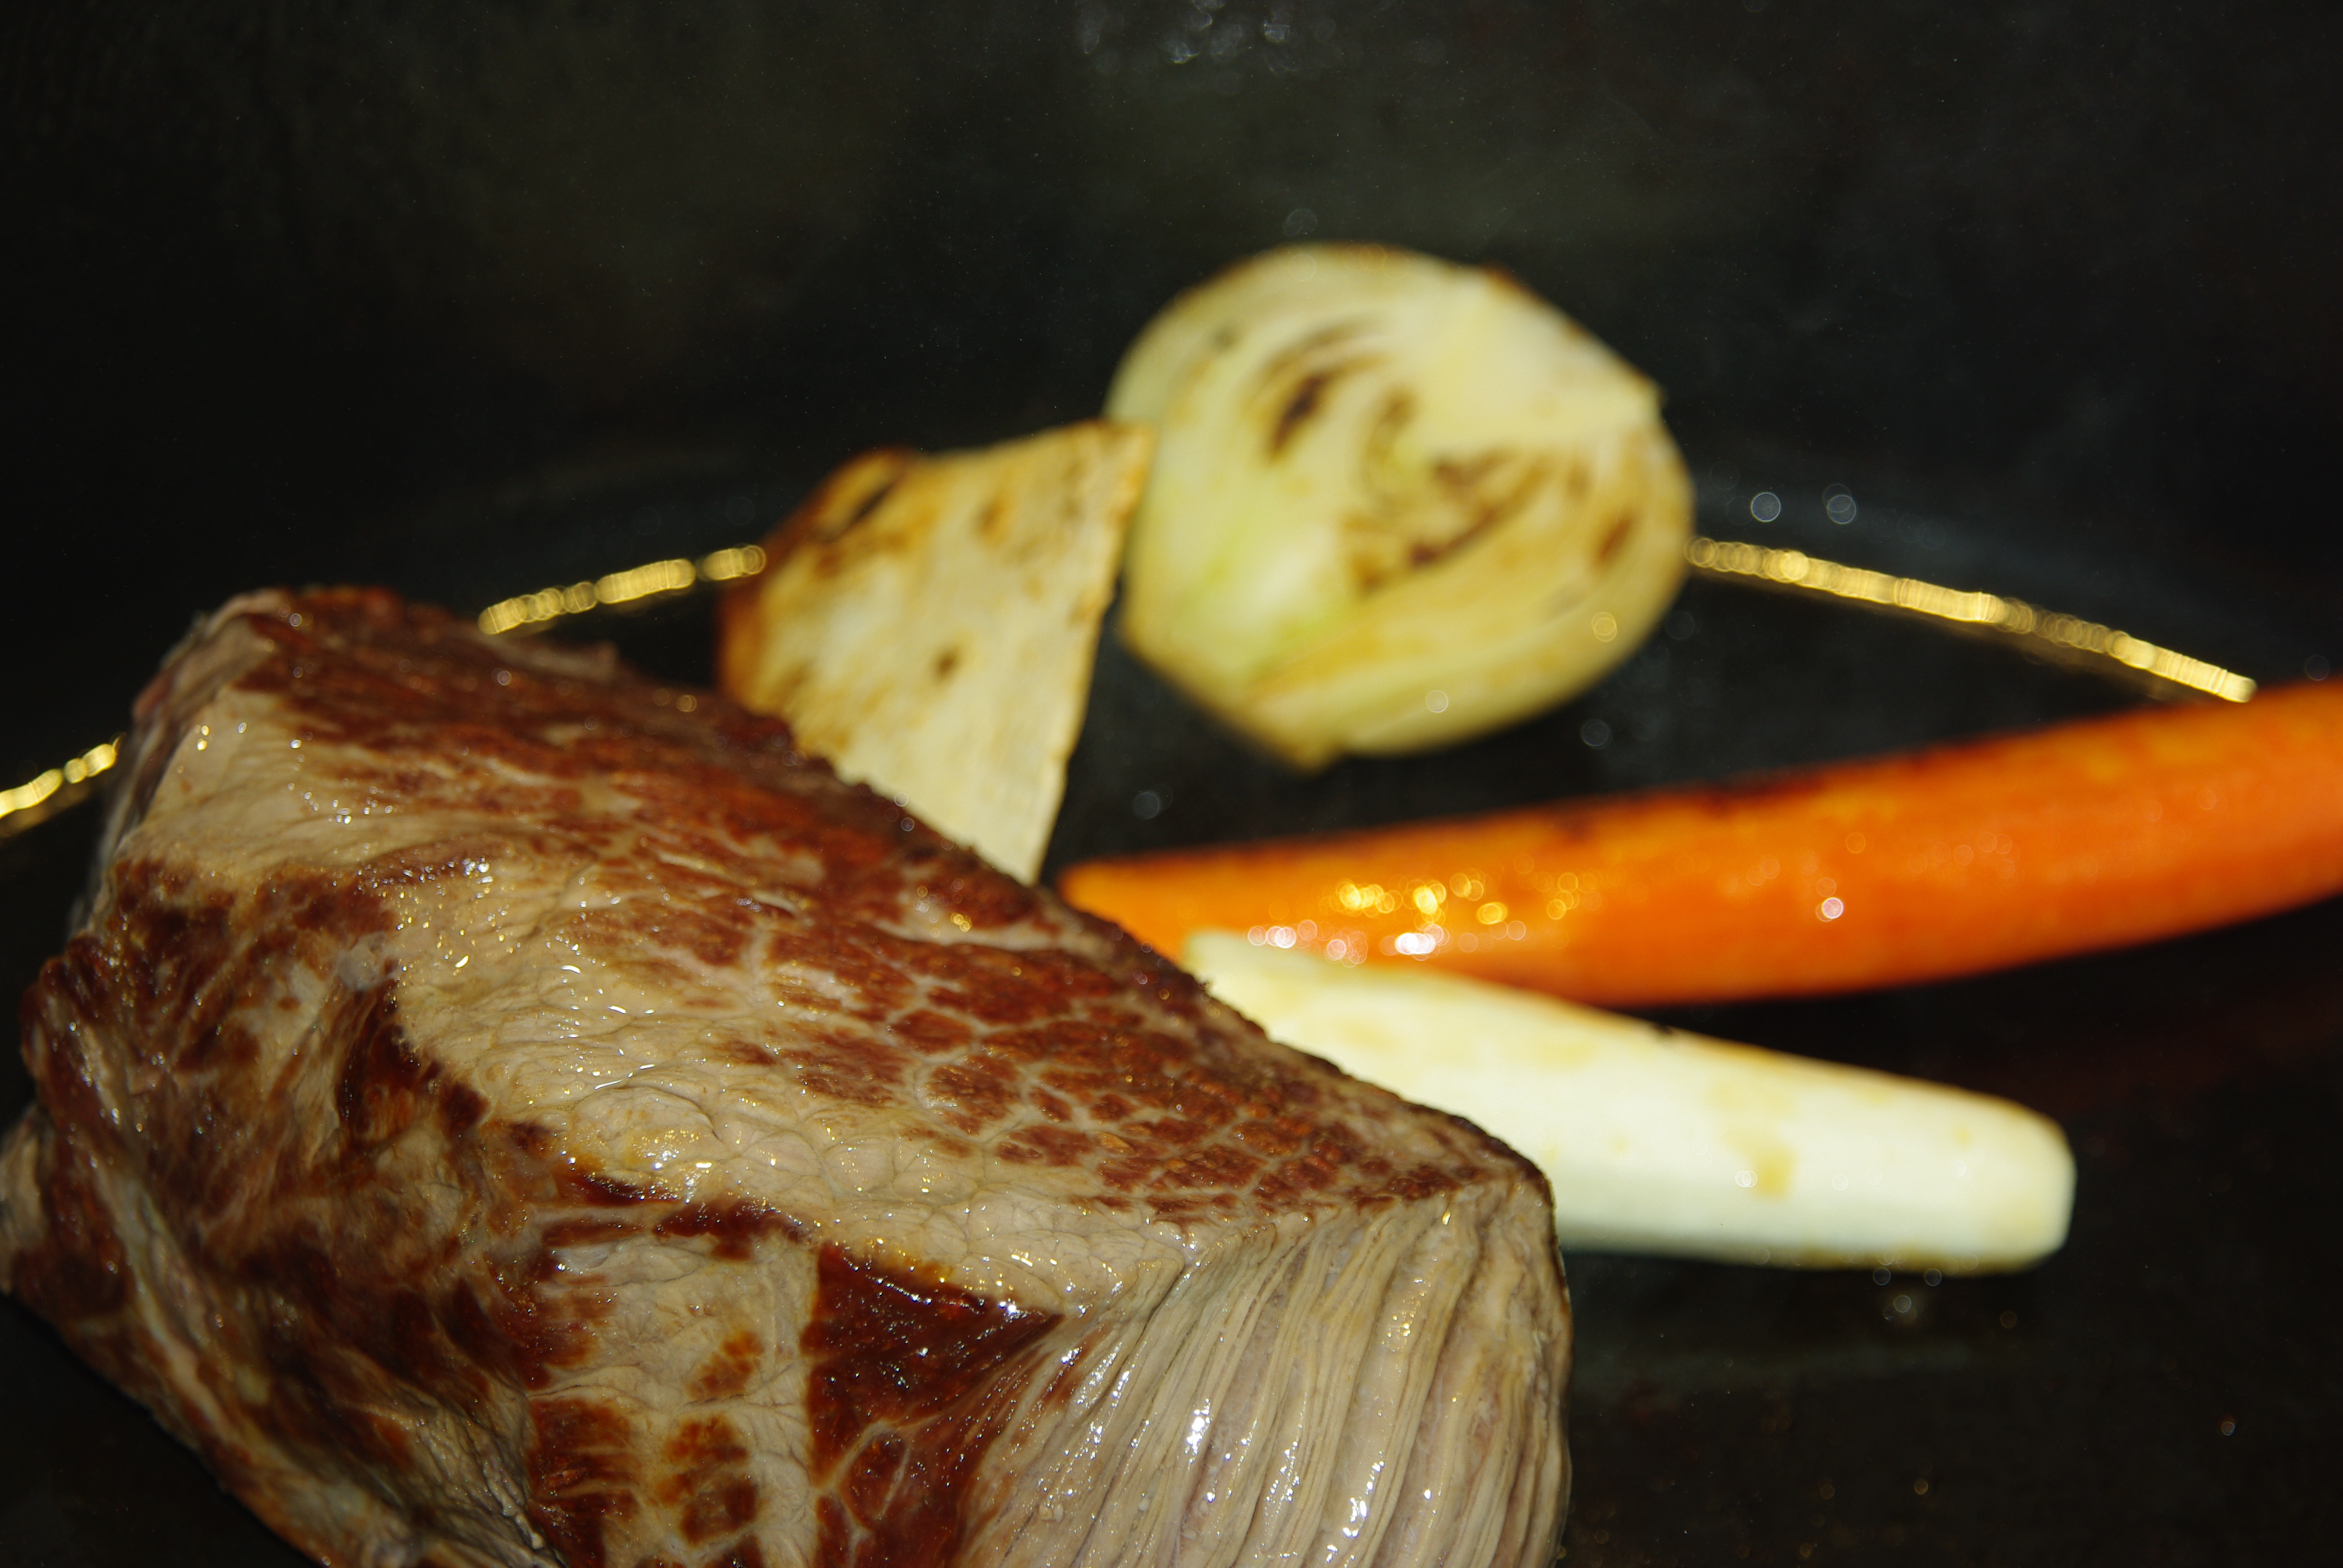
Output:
top-left (1108, 244), bottom-right (1692, 771)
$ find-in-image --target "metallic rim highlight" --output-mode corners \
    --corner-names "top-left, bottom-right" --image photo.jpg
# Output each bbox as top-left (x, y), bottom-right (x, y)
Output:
top-left (1686, 536), bottom-right (2256, 703)
top-left (0, 535), bottom-right (2259, 843)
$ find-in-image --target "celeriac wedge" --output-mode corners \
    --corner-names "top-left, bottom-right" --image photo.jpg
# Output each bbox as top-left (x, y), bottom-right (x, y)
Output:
top-left (716, 420), bottom-right (1152, 881)
top-left (1109, 244), bottom-right (1691, 770)
top-left (1186, 930), bottom-right (2073, 1272)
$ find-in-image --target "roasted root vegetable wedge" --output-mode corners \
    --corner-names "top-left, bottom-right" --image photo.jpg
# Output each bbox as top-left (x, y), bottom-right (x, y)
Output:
top-left (1066, 679), bottom-right (2343, 1008)
top-left (1107, 244), bottom-right (1691, 770)
top-left (718, 420), bottom-right (1152, 881)
top-left (1188, 932), bottom-right (2074, 1272)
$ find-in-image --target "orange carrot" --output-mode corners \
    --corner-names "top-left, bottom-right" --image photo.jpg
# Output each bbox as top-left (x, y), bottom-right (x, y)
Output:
top-left (1059, 681), bottom-right (2343, 1008)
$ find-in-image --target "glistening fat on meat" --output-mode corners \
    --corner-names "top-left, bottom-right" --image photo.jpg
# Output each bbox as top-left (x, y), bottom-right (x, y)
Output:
top-left (0, 588), bottom-right (1570, 1568)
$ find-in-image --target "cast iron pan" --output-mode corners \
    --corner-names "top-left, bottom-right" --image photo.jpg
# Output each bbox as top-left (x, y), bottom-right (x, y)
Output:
top-left (5, 4), bottom-right (2341, 1563)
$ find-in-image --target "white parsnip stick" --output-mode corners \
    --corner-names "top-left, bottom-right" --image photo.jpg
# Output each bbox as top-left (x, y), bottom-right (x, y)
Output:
top-left (1186, 931), bottom-right (2073, 1273)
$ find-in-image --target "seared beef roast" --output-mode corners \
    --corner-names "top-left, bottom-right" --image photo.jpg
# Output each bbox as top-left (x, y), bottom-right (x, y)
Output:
top-left (0, 589), bottom-right (1569, 1568)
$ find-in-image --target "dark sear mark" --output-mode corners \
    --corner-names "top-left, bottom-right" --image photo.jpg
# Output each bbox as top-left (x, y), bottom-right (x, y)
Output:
top-left (1432, 452), bottom-right (1506, 493)
top-left (4, 1133), bottom-right (129, 1322)
top-left (830, 463), bottom-right (909, 540)
top-left (1255, 319), bottom-right (1381, 459)
top-left (1340, 385), bottom-right (1555, 592)
top-left (1596, 509), bottom-right (1636, 564)
top-left (802, 1246), bottom-right (1060, 1567)
top-left (689, 1331), bottom-right (765, 1401)
top-left (526, 1396), bottom-right (641, 1568)
top-left (658, 1414), bottom-right (760, 1544)
top-left (802, 1247), bottom-right (1059, 1475)
top-left (1268, 368), bottom-right (1339, 456)
top-left (973, 496), bottom-right (1007, 543)
top-left (1254, 318), bottom-right (1371, 384)
top-left (654, 1199), bottom-right (802, 1259)
top-left (1265, 356), bottom-right (1388, 458)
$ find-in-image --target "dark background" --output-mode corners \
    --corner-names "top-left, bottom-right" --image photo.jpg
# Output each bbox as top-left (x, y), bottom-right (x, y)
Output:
top-left (8, 0), bottom-right (2343, 778)
top-left (4, 2), bottom-right (2341, 1564)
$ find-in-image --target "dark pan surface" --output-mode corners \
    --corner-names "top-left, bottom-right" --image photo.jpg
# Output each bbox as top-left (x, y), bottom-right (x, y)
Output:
top-left (5, 4), bottom-right (2342, 1563)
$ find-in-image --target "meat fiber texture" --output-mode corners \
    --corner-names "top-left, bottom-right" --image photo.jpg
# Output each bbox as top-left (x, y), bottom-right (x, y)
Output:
top-left (0, 589), bottom-right (1570, 1568)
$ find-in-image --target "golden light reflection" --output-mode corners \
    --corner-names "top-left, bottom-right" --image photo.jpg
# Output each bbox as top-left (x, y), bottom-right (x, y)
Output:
top-left (1686, 537), bottom-right (2256, 702)
top-left (0, 526), bottom-right (2272, 860)
top-left (0, 737), bottom-right (121, 841)
top-left (477, 544), bottom-right (768, 635)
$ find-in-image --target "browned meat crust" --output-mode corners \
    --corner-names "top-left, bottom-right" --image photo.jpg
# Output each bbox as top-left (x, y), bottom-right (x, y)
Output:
top-left (2, 587), bottom-right (1569, 1568)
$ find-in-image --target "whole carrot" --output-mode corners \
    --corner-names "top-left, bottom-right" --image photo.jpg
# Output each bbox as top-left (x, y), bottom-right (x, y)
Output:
top-left (1059, 682), bottom-right (2343, 1008)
